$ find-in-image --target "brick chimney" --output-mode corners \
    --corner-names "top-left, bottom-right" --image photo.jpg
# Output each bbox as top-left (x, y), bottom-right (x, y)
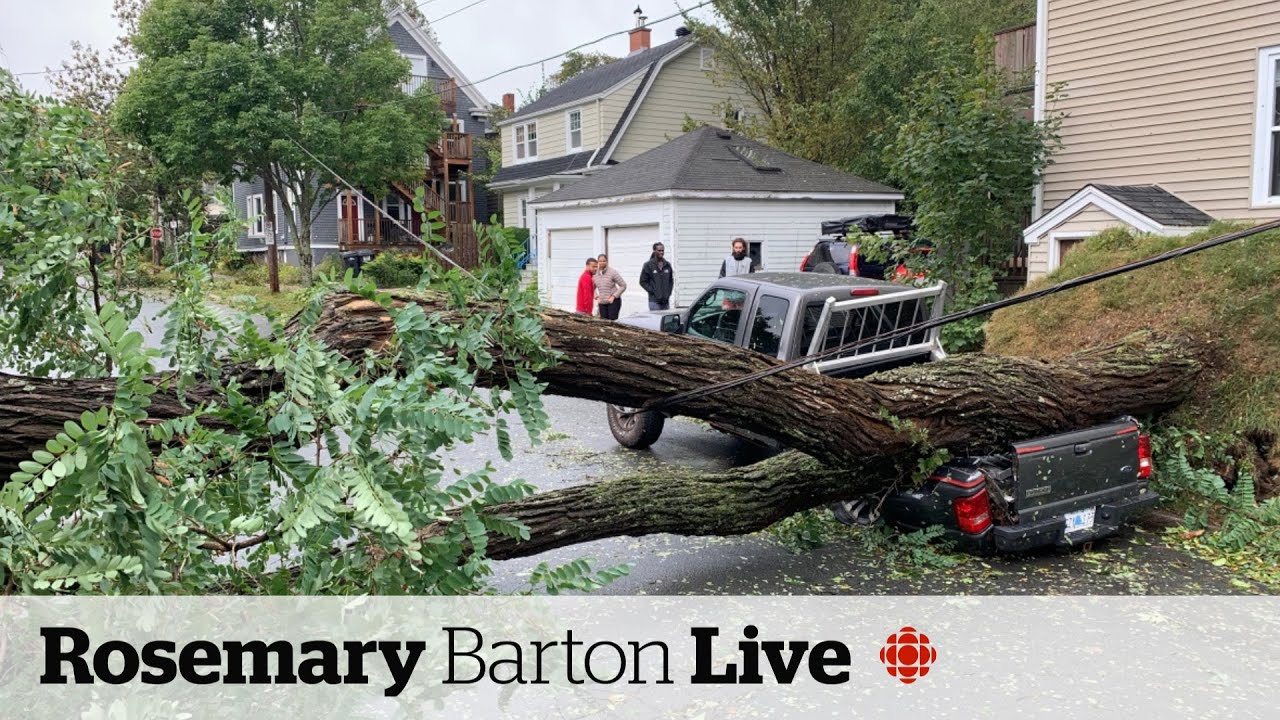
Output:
top-left (629, 6), bottom-right (650, 54)
top-left (502, 93), bottom-right (515, 112)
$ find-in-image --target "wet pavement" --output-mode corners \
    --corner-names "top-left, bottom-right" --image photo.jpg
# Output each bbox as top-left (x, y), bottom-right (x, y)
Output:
top-left (438, 395), bottom-right (1266, 596)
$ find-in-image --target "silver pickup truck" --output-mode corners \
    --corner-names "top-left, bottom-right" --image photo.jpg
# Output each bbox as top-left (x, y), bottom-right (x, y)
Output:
top-left (608, 273), bottom-right (1158, 552)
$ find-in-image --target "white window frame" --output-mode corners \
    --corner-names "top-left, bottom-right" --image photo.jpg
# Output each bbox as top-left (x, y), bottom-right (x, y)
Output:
top-left (246, 193), bottom-right (265, 237)
top-left (513, 121), bottom-right (538, 162)
top-left (381, 193), bottom-right (409, 222)
top-left (402, 53), bottom-right (430, 94)
top-left (566, 108), bottom-right (583, 151)
top-left (1049, 231), bottom-right (1095, 272)
top-left (519, 198), bottom-right (529, 228)
top-left (1252, 45), bottom-right (1280, 207)
top-left (700, 47), bottom-right (716, 71)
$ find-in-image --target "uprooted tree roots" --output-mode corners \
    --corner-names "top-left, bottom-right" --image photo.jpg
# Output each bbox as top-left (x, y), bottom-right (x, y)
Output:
top-left (0, 291), bottom-right (1204, 559)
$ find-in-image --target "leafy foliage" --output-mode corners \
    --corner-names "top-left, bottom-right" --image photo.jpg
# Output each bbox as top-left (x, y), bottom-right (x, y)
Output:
top-left (549, 51), bottom-right (618, 87)
top-left (885, 47), bottom-right (1061, 351)
top-left (0, 72), bottom-right (140, 377)
top-left (361, 251), bottom-right (429, 288)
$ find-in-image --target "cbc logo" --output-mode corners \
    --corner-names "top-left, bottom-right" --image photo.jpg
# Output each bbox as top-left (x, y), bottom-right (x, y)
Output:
top-left (879, 626), bottom-right (936, 684)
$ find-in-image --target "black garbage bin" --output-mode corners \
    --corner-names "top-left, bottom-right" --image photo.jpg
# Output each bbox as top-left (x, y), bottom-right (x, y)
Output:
top-left (341, 250), bottom-right (374, 275)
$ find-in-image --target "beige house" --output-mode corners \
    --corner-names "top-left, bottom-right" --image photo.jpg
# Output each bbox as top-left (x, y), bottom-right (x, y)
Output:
top-left (1024, 0), bottom-right (1280, 279)
top-left (488, 14), bottom-right (759, 239)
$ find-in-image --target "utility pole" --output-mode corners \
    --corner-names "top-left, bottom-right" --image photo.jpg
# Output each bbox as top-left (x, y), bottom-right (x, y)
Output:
top-left (263, 176), bottom-right (280, 293)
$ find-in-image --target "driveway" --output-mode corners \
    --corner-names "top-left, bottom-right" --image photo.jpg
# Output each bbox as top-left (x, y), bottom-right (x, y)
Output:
top-left (439, 395), bottom-right (1264, 595)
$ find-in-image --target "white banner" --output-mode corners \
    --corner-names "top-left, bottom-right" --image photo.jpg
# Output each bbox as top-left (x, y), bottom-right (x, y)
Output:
top-left (1, 597), bottom-right (1276, 718)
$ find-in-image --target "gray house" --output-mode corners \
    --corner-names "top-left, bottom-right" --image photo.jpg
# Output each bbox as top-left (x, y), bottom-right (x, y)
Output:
top-left (232, 7), bottom-right (493, 267)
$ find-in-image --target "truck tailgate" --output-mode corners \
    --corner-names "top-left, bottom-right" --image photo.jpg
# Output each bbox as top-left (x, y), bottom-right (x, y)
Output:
top-left (1012, 419), bottom-right (1145, 524)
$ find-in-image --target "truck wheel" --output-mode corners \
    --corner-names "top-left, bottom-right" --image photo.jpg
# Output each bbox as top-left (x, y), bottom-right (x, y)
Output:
top-left (607, 405), bottom-right (665, 449)
top-left (831, 499), bottom-right (881, 527)
top-left (811, 261), bottom-right (839, 274)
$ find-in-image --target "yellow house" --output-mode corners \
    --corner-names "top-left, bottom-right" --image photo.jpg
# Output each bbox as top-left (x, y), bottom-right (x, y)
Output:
top-left (1023, 0), bottom-right (1280, 279)
top-left (489, 14), bottom-right (759, 238)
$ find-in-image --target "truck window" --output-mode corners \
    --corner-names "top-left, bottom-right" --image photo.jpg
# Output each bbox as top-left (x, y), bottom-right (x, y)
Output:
top-left (748, 295), bottom-right (790, 357)
top-left (686, 288), bottom-right (748, 345)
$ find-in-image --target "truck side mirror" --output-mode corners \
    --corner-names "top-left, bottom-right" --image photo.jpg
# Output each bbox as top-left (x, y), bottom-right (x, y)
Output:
top-left (660, 314), bottom-right (683, 333)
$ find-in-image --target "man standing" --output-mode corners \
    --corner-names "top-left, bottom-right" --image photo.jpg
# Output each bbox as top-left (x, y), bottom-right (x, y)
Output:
top-left (593, 253), bottom-right (627, 320)
top-left (576, 257), bottom-right (598, 314)
top-left (638, 242), bottom-right (674, 311)
top-left (719, 237), bottom-right (760, 278)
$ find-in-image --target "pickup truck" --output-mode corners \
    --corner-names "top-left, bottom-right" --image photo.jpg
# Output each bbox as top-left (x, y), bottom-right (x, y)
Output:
top-left (608, 273), bottom-right (1158, 552)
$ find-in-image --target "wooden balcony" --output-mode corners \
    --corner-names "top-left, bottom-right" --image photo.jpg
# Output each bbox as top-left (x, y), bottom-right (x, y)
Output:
top-left (337, 217), bottom-right (419, 251)
top-left (430, 131), bottom-right (471, 164)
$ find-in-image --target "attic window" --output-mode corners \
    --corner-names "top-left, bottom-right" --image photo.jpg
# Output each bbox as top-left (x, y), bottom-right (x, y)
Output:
top-left (728, 145), bottom-right (781, 172)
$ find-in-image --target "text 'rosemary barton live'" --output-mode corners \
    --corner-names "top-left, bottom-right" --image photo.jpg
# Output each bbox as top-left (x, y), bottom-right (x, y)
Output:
top-left (41, 625), bottom-right (860, 696)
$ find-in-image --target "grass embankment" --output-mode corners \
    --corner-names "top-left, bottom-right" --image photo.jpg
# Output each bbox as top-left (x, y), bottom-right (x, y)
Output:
top-left (986, 221), bottom-right (1280, 440)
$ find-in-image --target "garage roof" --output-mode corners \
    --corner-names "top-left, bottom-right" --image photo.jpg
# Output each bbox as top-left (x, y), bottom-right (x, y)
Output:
top-left (531, 127), bottom-right (900, 204)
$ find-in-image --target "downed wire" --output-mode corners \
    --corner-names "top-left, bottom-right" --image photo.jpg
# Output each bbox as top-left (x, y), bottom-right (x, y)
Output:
top-left (633, 218), bottom-right (1280, 417)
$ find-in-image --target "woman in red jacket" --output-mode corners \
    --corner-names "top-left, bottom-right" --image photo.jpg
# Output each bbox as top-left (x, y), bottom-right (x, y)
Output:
top-left (576, 257), bottom-right (598, 314)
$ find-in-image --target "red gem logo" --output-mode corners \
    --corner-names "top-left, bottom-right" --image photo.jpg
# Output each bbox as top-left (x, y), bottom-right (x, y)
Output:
top-left (879, 626), bottom-right (936, 684)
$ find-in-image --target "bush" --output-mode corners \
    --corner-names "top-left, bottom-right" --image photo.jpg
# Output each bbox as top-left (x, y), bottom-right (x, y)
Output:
top-left (315, 254), bottom-right (344, 278)
top-left (231, 260), bottom-right (302, 286)
top-left (362, 250), bottom-right (425, 288)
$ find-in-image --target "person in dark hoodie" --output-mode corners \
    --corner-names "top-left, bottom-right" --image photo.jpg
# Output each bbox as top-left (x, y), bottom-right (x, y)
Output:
top-left (638, 242), bottom-right (674, 310)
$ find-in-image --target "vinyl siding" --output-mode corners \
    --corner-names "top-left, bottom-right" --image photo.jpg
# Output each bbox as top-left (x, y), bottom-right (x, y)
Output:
top-left (611, 47), bottom-right (760, 162)
top-left (1040, 0), bottom-right (1280, 221)
top-left (1027, 204), bottom-right (1127, 276)
top-left (500, 74), bottom-right (643, 168)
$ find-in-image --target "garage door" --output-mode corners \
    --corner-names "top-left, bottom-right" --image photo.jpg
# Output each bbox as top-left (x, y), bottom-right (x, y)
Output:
top-left (547, 228), bottom-right (595, 312)
top-left (605, 224), bottom-right (660, 318)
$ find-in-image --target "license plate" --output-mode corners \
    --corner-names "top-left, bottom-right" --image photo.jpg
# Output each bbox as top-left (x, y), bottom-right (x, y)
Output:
top-left (1064, 507), bottom-right (1096, 533)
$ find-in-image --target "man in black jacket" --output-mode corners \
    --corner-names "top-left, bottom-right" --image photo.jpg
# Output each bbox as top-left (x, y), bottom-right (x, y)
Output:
top-left (638, 242), bottom-right (674, 310)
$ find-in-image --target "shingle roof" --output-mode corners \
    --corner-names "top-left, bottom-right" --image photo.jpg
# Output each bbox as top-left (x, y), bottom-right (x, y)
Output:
top-left (490, 150), bottom-right (598, 185)
top-left (1092, 184), bottom-right (1215, 227)
top-left (504, 36), bottom-right (691, 122)
top-left (531, 127), bottom-right (900, 204)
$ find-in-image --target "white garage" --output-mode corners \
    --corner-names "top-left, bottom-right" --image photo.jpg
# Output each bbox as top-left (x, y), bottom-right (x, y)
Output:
top-left (531, 127), bottom-right (903, 315)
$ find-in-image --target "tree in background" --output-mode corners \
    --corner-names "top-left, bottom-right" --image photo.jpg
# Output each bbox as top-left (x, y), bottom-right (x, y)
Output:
top-left (692, 0), bottom-right (1033, 179)
top-left (885, 47), bottom-right (1061, 351)
top-left (549, 51), bottom-right (618, 87)
top-left (114, 0), bottom-right (444, 285)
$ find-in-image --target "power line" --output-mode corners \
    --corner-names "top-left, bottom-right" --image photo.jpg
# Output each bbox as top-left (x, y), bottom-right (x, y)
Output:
top-left (13, 57), bottom-right (137, 77)
top-left (429, 0), bottom-right (494, 25)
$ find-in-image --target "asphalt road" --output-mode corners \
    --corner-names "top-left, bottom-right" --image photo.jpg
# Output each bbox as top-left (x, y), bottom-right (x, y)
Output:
top-left (438, 395), bottom-right (1264, 596)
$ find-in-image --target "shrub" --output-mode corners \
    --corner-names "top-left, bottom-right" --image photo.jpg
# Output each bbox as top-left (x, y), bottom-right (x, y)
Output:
top-left (362, 250), bottom-right (425, 288)
top-left (315, 254), bottom-right (344, 278)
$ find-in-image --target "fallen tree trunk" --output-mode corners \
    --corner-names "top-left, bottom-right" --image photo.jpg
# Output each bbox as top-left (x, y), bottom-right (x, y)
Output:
top-left (3, 291), bottom-right (1202, 479)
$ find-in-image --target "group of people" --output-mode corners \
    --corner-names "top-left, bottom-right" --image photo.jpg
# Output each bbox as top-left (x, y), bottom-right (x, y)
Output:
top-left (575, 238), bottom-right (762, 319)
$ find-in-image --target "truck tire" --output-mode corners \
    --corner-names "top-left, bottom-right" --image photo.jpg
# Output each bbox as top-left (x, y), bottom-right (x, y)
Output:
top-left (831, 499), bottom-right (882, 527)
top-left (811, 261), bottom-right (839, 274)
top-left (607, 405), bottom-right (665, 449)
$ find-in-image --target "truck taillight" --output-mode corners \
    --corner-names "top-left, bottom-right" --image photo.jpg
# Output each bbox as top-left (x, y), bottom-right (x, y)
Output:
top-left (1137, 433), bottom-right (1153, 480)
top-left (799, 253), bottom-right (810, 271)
top-left (953, 490), bottom-right (992, 534)
top-left (849, 245), bottom-right (860, 276)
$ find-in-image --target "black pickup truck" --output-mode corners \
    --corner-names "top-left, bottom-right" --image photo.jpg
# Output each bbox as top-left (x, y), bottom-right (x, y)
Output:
top-left (610, 273), bottom-right (1158, 552)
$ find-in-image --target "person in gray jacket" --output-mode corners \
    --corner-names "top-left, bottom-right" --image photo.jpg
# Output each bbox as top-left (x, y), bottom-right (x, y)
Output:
top-left (638, 242), bottom-right (674, 310)
top-left (719, 237), bottom-right (760, 278)
top-left (593, 254), bottom-right (627, 320)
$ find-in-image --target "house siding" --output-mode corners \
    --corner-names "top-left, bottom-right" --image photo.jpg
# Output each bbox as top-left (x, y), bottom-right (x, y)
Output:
top-left (232, 176), bottom-right (340, 253)
top-left (611, 47), bottom-right (760, 162)
top-left (1041, 0), bottom-right (1280, 221)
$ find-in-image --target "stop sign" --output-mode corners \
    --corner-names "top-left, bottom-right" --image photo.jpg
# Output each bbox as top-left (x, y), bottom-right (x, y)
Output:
top-left (149, 227), bottom-right (162, 240)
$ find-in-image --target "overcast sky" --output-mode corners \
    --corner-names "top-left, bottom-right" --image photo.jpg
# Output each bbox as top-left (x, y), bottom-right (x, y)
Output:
top-left (1, 0), bottom-right (717, 104)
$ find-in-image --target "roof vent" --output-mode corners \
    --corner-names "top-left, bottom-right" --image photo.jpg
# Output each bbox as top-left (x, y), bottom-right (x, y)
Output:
top-left (675, 26), bottom-right (691, 37)
top-left (715, 130), bottom-right (732, 140)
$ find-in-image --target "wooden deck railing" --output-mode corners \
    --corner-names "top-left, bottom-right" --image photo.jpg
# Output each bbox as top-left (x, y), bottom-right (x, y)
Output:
top-left (439, 132), bottom-right (471, 162)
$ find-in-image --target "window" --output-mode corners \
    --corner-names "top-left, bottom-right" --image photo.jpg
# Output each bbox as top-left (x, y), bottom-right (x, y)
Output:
top-left (246, 193), bottom-right (265, 237)
top-left (748, 295), bottom-right (790, 358)
top-left (700, 47), bottom-right (716, 71)
top-left (1254, 46), bottom-right (1280, 205)
top-left (514, 121), bottom-right (538, 161)
top-left (381, 193), bottom-right (409, 222)
top-left (686, 288), bottom-right (747, 345)
top-left (519, 198), bottom-right (528, 228)
top-left (567, 109), bottom-right (583, 150)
